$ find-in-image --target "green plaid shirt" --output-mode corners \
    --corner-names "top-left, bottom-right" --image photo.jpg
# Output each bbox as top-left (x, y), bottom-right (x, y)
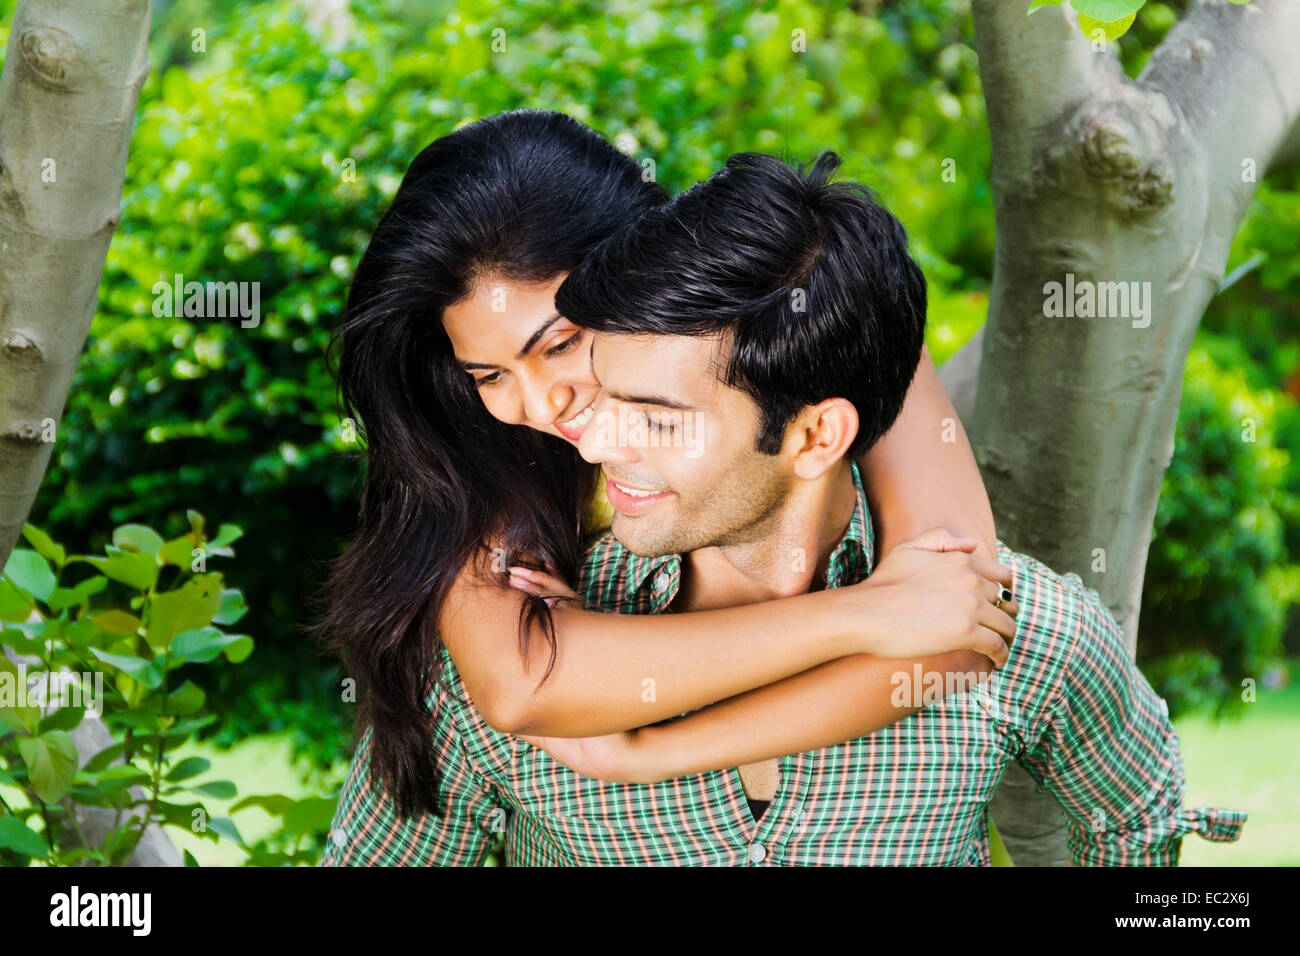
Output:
top-left (321, 462), bottom-right (1246, 866)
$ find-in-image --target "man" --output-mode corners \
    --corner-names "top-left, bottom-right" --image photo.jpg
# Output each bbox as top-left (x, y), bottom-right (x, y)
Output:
top-left (321, 152), bottom-right (1245, 865)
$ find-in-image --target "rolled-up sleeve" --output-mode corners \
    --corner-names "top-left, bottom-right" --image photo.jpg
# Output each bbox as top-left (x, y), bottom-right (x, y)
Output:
top-left (1014, 584), bottom-right (1246, 866)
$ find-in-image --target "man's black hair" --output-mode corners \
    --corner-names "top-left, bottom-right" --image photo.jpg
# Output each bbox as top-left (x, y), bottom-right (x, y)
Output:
top-left (555, 150), bottom-right (927, 458)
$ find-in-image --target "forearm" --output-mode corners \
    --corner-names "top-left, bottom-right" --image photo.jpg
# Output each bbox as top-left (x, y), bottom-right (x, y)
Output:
top-left (858, 344), bottom-right (998, 561)
top-left (444, 571), bottom-right (861, 737)
top-left (630, 648), bottom-right (992, 780)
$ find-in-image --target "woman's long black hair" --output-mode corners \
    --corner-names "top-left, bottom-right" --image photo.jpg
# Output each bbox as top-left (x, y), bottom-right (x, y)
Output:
top-left (314, 110), bottom-right (667, 817)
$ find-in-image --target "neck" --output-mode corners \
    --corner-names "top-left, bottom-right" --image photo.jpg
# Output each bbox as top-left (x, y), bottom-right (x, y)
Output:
top-left (673, 459), bottom-right (858, 613)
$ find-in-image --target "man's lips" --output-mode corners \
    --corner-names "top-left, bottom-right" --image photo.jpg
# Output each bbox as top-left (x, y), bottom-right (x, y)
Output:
top-left (604, 476), bottom-right (673, 515)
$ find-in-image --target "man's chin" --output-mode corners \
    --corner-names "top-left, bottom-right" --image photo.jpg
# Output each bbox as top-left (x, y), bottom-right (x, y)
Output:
top-left (609, 513), bottom-right (680, 558)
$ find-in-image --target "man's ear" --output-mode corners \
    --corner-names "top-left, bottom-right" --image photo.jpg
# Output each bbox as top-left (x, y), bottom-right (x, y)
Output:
top-left (788, 398), bottom-right (859, 480)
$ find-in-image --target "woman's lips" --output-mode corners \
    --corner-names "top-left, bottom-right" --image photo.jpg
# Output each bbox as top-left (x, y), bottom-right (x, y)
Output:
top-left (604, 476), bottom-right (673, 515)
top-left (554, 403), bottom-right (595, 441)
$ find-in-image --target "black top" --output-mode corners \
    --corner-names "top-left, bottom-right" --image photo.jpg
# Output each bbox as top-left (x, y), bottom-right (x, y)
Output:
top-left (747, 797), bottom-right (770, 822)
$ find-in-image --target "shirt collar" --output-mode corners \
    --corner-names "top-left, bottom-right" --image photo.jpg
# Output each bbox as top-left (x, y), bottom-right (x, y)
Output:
top-left (619, 459), bottom-right (875, 609)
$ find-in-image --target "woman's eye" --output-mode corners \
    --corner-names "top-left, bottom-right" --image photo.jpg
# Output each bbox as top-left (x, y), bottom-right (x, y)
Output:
top-left (473, 371), bottom-right (504, 387)
top-left (544, 334), bottom-right (580, 357)
top-left (646, 416), bottom-right (675, 434)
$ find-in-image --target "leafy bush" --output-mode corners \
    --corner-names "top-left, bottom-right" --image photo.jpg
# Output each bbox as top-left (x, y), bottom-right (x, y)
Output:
top-left (1139, 348), bottom-right (1298, 717)
top-left (0, 518), bottom-right (335, 865)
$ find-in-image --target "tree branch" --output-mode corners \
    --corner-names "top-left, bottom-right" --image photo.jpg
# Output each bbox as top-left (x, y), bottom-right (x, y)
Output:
top-left (1140, 0), bottom-right (1300, 216)
top-left (970, 0), bottom-right (1122, 186)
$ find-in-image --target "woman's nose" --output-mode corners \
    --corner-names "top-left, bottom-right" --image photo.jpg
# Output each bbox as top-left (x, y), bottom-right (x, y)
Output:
top-left (520, 376), bottom-right (571, 427)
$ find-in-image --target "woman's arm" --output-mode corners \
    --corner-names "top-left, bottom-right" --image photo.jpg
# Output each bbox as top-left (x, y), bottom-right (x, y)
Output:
top-left (525, 648), bottom-right (994, 784)
top-left (441, 538), bottom-right (1015, 738)
top-left (859, 344), bottom-right (998, 561)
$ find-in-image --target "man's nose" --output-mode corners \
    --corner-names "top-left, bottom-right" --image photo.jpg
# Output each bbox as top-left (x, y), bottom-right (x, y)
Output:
top-left (577, 396), bottom-right (638, 465)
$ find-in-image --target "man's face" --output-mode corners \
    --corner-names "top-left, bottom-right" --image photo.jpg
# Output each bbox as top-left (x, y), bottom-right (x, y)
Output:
top-left (577, 332), bottom-right (792, 557)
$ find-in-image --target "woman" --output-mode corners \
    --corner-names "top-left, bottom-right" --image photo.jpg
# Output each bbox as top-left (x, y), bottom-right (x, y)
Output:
top-left (320, 108), bottom-right (1017, 817)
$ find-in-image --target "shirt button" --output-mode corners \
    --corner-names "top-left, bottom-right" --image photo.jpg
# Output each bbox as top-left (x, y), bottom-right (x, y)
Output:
top-left (653, 572), bottom-right (671, 593)
top-left (747, 842), bottom-right (767, 864)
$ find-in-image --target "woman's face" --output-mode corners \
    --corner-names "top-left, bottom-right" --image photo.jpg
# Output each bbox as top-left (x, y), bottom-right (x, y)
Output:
top-left (442, 273), bottom-right (599, 445)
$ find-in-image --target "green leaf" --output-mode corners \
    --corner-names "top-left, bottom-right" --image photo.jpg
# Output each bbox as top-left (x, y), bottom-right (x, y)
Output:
top-left (0, 816), bottom-right (50, 858)
top-left (184, 849), bottom-right (200, 867)
top-left (208, 524), bottom-right (243, 549)
top-left (0, 579), bottom-right (32, 622)
top-left (1069, 0), bottom-right (1145, 20)
top-left (94, 765), bottom-right (151, 787)
top-left (163, 680), bottom-right (206, 715)
top-left (62, 619), bottom-right (105, 651)
top-left (22, 525), bottom-right (65, 568)
top-left (1077, 11), bottom-right (1137, 41)
top-left (0, 657), bottom-right (39, 734)
top-left (160, 536), bottom-right (199, 568)
top-left (171, 626), bottom-right (252, 665)
top-left (231, 793), bottom-right (295, 816)
top-left (186, 510), bottom-right (206, 540)
top-left (165, 756), bottom-right (212, 782)
top-left (47, 576), bottom-right (109, 613)
top-left (3, 549), bottom-right (56, 603)
top-left (84, 742), bottom-right (126, 773)
top-left (146, 576), bottom-right (223, 650)
top-left (0, 625), bottom-right (43, 656)
top-left (89, 647), bottom-right (163, 689)
top-left (89, 609), bottom-right (142, 638)
top-left (87, 548), bottom-right (158, 592)
top-left (189, 779), bottom-right (237, 800)
top-left (18, 731), bottom-right (79, 803)
top-left (212, 589), bottom-right (248, 626)
top-left (112, 524), bottom-right (166, 556)
top-left (206, 816), bottom-right (245, 847)
top-left (283, 796), bottom-right (339, 836)
top-left (38, 706), bottom-right (86, 735)
top-left (1027, 0), bottom-right (1066, 10)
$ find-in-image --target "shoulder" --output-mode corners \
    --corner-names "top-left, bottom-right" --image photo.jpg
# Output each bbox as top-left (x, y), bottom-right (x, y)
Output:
top-left (425, 645), bottom-right (515, 781)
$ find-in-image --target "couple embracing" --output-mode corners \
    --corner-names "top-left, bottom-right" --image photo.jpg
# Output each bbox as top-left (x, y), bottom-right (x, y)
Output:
top-left (318, 109), bottom-right (1244, 866)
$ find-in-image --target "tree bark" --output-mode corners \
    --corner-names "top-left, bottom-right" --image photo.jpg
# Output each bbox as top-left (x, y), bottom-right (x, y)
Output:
top-left (967, 0), bottom-right (1300, 865)
top-left (0, 0), bottom-right (150, 572)
top-left (0, 0), bottom-right (164, 864)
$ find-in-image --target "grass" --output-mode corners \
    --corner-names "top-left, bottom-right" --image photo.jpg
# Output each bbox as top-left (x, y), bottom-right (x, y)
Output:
top-left (1172, 660), bottom-right (1300, 866)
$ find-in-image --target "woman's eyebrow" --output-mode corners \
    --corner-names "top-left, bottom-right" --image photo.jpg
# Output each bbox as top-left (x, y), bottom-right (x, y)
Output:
top-left (517, 312), bottom-right (564, 358)
top-left (454, 312), bottom-right (565, 370)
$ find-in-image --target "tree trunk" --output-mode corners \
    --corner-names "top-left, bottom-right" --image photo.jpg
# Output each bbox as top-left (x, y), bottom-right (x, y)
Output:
top-left (0, 0), bottom-right (167, 864)
top-left (0, 0), bottom-right (150, 572)
top-left (961, 0), bottom-right (1300, 865)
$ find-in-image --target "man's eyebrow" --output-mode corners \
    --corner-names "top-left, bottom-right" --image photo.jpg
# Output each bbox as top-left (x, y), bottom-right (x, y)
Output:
top-left (606, 390), bottom-right (694, 411)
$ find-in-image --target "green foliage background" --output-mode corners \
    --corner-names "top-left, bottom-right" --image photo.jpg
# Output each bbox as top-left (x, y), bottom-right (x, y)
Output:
top-left (2, 0), bottom-right (1295, 773)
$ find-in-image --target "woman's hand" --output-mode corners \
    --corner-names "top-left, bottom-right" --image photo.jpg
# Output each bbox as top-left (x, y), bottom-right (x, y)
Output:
top-left (850, 528), bottom-right (1020, 667)
top-left (506, 564), bottom-right (582, 608)
top-left (516, 729), bottom-right (655, 784)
